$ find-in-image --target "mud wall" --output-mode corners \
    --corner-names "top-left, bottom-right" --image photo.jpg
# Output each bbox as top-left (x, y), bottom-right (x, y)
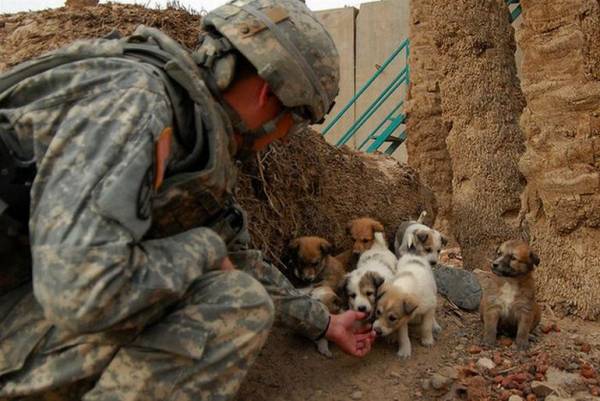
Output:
top-left (517, 0), bottom-right (600, 319)
top-left (429, 0), bottom-right (526, 269)
top-left (405, 0), bottom-right (454, 234)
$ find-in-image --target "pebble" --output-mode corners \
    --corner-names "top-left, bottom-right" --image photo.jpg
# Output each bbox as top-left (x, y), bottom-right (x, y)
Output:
top-left (531, 381), bottom-right (557, 398)
top-left (430, 373), bottom-right (453, 390)
top-left (350, 391), bottom-right (363, 400)
top-left (421, 379), bottom-right (431, 390)
top-left (477, 357), bottom-right (496, 370)
top-left (468, 345), bottom-right (483, 354)
top-left (440, 366), bottom-right (460, 380)
top-left (509, 396), bottom-right (524, 401)
top-left (433, 265), bottom-right (482, 310)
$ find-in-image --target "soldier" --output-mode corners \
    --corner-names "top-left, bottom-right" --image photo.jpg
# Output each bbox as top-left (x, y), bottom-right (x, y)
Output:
top-left (0, 1), bottom-right (375, 400)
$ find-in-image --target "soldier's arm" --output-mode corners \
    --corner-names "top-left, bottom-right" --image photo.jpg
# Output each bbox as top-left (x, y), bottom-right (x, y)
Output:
top-left (29, 69), bottom-right (226, 334)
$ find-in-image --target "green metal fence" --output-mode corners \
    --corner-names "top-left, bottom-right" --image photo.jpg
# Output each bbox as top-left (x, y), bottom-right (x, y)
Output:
top-left (321, 0), bottom-right (521, 156)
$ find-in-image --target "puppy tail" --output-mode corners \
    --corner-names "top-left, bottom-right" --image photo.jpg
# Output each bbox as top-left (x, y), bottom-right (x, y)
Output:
top-left (373, 231), bottom-right (388, 248)
top-left (417, 211), bottom-right (427, 224)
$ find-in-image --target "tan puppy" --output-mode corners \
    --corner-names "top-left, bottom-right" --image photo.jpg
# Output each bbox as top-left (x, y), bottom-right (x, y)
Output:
top-left (286, 236), bottom-right (345, 288)
top-left (335, 217), bottom-right (386, 271)
top-left (286, 236), bottom-right (346, 357)
top-left (372, 254), bottom-right (439, 359)
top-left (479, 240), bottom-right (541, 350)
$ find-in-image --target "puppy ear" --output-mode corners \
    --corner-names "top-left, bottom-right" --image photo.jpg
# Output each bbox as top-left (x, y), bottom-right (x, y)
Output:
top-left (403, 298), bottom-right (418, 316)
top-left (416, 230), bottom-right (429, 244)
top-left (288, 238), bottom-right (300, 252)
top-left (346, 221), bottom-right (354, 235)
top-left (368, 271), bottom-right (385, 290)
top-left (319, 239), bottom-right (333, 256)
top-left (376, 281), bottom-right (390, 301)
top-left (441, 234), bottom-right (448, 247)
top-left (372, 220), bottom-right (385, 233)
top-left (529, 251), bottom-right (540, 267)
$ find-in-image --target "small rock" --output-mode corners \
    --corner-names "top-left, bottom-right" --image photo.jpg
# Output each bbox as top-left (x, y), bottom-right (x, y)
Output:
top-left (526, 394), bottom-right (537, 401)
top-left (440, 366), bottom-right (460, 380)
top-left (500, 337), bottom-right (514, 347)
top-left (421, 379), bottom-right (431, 390)
top-left (592, 386), bottom-right (600, 397)
top-left (433, 265), bottom-right (482, 310)
top-left (389, 371), bottom-right (402, 380)
top-left (581, 343), bottom-right (592, 353)
top-left (509, 396), bottom-right (524, 401)
top-left (531, 381), bottom-right (558, 398)
top-left (468, 345), bottom-right (483, 354)
top-left (477, 357), bottom-right (496, 370)
top-left (430, 373), bottom-right (452, 390)
top-left (350, 391), bottom-right (363, 400)
top-left (581, 366), bottom-right (597, 379)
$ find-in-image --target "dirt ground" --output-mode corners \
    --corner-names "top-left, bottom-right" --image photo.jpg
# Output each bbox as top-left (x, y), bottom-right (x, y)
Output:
top-left (238, 301), bottom-right (600, 401)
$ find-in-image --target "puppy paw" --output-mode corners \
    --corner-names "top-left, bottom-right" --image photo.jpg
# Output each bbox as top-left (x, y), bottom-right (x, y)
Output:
top-left (397, 347), bottom-right (412, 359)
top-left (433, 321), bottom-right (443, 335)
top-left (421, 337), bottom-right (435, 348)
top-left (316, 339), bottom-right (333, 358)
top-left (515, 340), bottom-right (529, 352)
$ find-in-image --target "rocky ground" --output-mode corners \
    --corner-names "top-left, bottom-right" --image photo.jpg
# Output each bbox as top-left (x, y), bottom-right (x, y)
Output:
top-left (238, 251), bottom-right (600, 401)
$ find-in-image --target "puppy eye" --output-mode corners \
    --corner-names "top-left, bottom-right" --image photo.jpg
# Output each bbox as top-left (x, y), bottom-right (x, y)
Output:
top-left (362, 239), bottom-right (369, 243)
top-left (388, 315), bottom-right (397, 322)
top-left (376, 309), bottom-right (382, 317)
top-left (437, 250), bottom-right (441, 254)
top-left (349, 293), bottom-right (356, 299)
top-left (366, 291), bottom-right (374, 297)
top-left (425, 248), bottom-right (432, 253)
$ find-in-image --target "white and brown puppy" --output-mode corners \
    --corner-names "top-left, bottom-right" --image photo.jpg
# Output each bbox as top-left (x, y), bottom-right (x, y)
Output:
top-left (478, 240), bottom-right (541, 350)
top-left (341, 232), bottom-right (397, 318)
top-left (373, 254), bottom-right (439, 359)
top-left (394, 211), bottom-right (448, 267)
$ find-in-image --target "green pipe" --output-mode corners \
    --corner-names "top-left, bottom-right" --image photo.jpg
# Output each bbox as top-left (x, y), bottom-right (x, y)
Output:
top-left (322, 38), bottom-right (409, 136)
top-left (358, 99), bottom-right (404, 150)
top-left (336, 67), bottom-right (408, 147)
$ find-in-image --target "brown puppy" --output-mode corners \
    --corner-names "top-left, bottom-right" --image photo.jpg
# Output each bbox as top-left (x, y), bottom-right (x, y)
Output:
top-left (334, 217), bottom-right (385, 270)
top-left (286, 236), bottom-right (346, 288)
top-left (479, 240), bottom-right (541, 350)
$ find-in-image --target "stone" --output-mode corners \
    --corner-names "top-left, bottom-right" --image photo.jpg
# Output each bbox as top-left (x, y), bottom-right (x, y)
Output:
top-left (509, 396), bottom-right (524, 401)
top-left (351, 391), bottom-right (363, 400)
top-left (546, 367), bottom-right (584, 389)
top-left (440, 366), bottom-right (460, 380)
top-left (477, 357), bottom-right (496, 370)
top-left (531, 381), bottom-right (558, 398)
top-left (430, 373), bottom-right (453, 390)
top-left (421, 378), bottom-right (431, 390)
top-left (433, 265), bottom-right (482, 310)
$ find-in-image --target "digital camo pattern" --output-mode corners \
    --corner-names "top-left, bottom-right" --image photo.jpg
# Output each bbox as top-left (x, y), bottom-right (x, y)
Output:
top-left (0, 27), bottom-right (329, 400)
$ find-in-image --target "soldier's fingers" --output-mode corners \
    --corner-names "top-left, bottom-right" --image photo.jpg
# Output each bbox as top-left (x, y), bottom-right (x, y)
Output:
top-left (354, 332), bottom-right (374, 342)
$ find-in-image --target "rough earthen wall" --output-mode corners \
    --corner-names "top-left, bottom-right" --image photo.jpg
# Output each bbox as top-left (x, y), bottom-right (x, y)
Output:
top-left (406, 0), bottom-right (454, 236)
top-left (517, 0), bottom-right (600, 319)
top-left (430, 0), bottom-right (526, 270)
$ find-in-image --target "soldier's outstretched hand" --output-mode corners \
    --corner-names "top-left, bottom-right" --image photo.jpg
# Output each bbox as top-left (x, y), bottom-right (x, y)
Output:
top-left (325, 311), bottom-right (376, 357)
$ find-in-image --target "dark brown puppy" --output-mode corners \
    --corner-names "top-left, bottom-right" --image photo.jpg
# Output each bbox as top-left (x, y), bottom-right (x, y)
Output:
top-left (479, 239), bottom-right (541, 350)
top-left (286, 236), bottom-right (346, 288)
top-left (334, 217), bottom-right (385, 271)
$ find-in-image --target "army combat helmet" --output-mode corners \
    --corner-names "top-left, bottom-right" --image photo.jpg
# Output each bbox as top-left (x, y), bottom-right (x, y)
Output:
top-left (202, 0), bottom-right (340, 124)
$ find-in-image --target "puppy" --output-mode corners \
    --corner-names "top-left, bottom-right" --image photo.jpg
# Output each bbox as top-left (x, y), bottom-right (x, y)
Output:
top-left (335, 217), bottom-right (386, 271)
top-left (394, 211), bottom-right (448, 267)
top-left (286, 236), bottom-right (346, 357)
top-left (285, 236), bottom-right (346, 287)
top-left (341, 231), bottom-right (397, 318)
top-left (479, 239), bottom-right (541, 350)
top-left (373, 254), bottom-right (439, 359)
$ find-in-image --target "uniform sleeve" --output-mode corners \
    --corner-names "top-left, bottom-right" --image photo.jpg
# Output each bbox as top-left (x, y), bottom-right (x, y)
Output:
top-left (26, 78), bottom-right (227, 334)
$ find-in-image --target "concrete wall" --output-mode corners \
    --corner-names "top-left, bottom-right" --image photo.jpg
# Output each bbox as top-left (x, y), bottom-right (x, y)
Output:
top-left (314, 7), bottom-right (357, 147)
top-left (355, 0), bottom-right (409, 159)
top-left (315, 0), bottom-right (410, 161)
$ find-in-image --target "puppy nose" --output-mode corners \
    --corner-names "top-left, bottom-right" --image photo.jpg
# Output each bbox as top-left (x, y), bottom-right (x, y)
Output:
top-left (429, 261), bottom-right (436, 267)
top-left (492, 261), bottom-right (499, 268)
top-left (358, 305), bottom-right (367, 313)
top-left (374, 327), bottom-right (382, 336)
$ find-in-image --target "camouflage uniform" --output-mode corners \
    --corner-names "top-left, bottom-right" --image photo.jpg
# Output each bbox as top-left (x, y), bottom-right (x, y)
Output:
top-left (0, 4), bottom-right (338, 399)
